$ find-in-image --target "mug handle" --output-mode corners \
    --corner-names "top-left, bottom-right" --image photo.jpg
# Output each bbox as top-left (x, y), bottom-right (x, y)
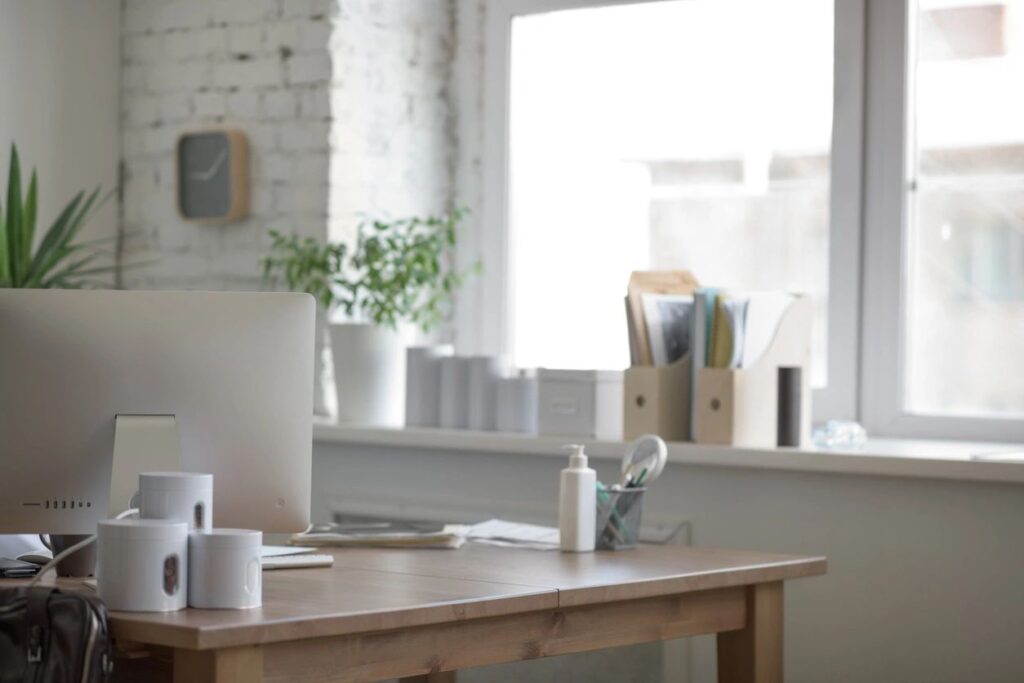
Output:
top-left (245, 557), bottom-right (261, 596)
top-left (38, 534), bottom-right (51, 550)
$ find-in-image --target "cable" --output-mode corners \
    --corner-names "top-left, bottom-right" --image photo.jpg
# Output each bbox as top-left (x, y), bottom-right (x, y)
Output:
top-left (27, 508), bottom-right (139, 587)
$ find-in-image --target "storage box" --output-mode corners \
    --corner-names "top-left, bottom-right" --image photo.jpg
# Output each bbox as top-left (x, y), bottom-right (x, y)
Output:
top-left (538, 369), bottom-right (623, 440)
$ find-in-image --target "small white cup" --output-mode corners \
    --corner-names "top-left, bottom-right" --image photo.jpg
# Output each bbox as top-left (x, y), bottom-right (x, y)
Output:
top-left (138, 472), bottom-right (213, 532)
top-left (97, 519), bottom-right (188, 612)
top-left (188, 529), bottom-right (263, 609)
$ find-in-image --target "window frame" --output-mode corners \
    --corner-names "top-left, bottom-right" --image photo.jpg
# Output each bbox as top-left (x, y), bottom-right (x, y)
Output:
top-left (472, 0), bottom-right (1024, 441)
top-left (860, 0), bottom-right (1024, 442)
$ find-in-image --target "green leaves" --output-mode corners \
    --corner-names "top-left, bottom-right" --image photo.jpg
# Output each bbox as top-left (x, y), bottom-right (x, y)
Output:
top-left (0, 144), bottom-right (116, 290)
top-left (261, 206), bottom-right (479, 334)
top-left (261, 230), bottom-right (348, 311)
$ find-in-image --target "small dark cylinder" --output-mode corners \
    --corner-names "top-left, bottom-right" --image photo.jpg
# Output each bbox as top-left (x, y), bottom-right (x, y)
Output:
top-left (777, 366), bottom-right (802, 447)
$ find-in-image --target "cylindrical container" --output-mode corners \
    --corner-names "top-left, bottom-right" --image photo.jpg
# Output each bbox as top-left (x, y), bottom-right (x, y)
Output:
top-left (438, 356), bottom-right (471, 429)
top-left (330, 322), bottom-right (406, 427)
top-left (97, 519), bottom-right (188, 612)
top-left (188, 529), bottom-right (263, 609)
top-left (777, 366), bottom-right (802, 447)
top-left (559, 444), bottom-right (596, 552)
top-left (596, 487), bottom-right (645, 550)
top-left (44, 534), bottom-right (98, 578)
top-left (406, 345), bottom-right (453, 427)
top-left (496, 370), bottom-right (539, 434)
top-left (467, 356), bottom-right (505, 431)
top-left (139, 472), bottom-right (213, 532)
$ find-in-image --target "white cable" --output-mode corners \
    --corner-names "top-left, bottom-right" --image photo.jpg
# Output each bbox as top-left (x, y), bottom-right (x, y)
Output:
top-left (27, 508), bottom-right (139, 587)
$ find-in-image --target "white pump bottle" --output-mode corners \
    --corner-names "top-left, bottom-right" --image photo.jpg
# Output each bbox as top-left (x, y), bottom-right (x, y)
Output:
top-left (559, 444), bottom-right (596, 552)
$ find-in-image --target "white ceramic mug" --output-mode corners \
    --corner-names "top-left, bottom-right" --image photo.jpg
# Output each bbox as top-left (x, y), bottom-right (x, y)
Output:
top-left (188, 529), bottom-right (262, 609)
top-left (137, 472), bottom-right (213, 532)
top-left (97, 519), bottom-right (188, 612)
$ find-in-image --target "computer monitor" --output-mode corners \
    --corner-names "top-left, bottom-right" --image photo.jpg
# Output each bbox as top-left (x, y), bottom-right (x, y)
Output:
top-left (0, 290), bottom-right (314, 535)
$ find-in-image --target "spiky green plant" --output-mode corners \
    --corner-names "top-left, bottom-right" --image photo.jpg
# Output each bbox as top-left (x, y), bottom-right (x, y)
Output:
top-left (0, 144), bottom-right (116, 288)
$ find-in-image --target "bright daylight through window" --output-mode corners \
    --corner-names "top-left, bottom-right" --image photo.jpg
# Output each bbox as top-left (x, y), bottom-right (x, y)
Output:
top-left (508, 0), bottom-right (833, 384)
top-left (905, 0), bottom-right (1024, 417)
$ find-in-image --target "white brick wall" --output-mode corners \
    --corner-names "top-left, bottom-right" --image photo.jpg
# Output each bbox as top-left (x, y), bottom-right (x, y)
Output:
top-left (120, 0), bottom-right (458, 291)
top-left (120, 0), bottom-right (335, 290)
top-left (327, 0), bottom-right (455, 243)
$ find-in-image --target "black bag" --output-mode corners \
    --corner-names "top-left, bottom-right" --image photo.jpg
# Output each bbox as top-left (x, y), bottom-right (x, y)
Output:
top-left (0, 586), bottom-right (113, 683)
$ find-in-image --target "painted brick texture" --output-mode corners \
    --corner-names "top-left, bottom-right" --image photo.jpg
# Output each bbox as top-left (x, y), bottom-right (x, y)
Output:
top-left (120, 0), bottom-right (454, 291)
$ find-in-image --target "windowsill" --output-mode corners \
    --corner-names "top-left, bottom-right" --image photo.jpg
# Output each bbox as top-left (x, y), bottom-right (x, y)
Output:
top-left (312, 421), bottom-right (1024, 485)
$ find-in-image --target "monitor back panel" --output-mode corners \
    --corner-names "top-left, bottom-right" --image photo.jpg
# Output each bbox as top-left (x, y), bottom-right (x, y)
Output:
top-left (0, 290), bottom-right (314, 534)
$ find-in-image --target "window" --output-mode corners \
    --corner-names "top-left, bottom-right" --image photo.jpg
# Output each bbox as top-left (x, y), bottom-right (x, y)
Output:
top-left (905, 0), bottom-right (1024, 418)
top-left (505, 0), bottom-right (835, 386)
top-left (481, 0), bottom-right (1024, 441)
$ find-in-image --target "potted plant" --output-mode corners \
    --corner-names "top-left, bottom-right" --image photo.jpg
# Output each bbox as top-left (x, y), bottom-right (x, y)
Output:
top-left (262, 206), bottom-right (475, 425)
top-left (0, 145), bottom-right (116, 289)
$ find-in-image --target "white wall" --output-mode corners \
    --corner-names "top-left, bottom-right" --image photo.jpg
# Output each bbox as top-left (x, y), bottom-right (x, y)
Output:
top-left (329, 0), bottom-right (455, 244)
top-left (0, 0), bottom-right (120, 252)
top-left (120, 0), bottom-right (336, 290)
top-left (312, 441), bottom-right (1024, 683)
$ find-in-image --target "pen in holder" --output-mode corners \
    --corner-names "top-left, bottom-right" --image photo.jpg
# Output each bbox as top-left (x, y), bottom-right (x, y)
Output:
top-left (595, 484), bottom-right (645, 550)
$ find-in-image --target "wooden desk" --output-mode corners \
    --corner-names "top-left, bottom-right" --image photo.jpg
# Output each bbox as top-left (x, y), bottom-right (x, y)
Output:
top-left (102, 544), bottom-right (825, 683)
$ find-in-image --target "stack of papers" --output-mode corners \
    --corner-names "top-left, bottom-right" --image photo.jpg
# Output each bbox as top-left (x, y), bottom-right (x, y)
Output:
top-left (290, 523), bottom-right (469, 549)
top-left (288, 519), bottom-right (562, 552)
top-left (694, 289), bottom-right (795, 370)
top-left (467, 519), bottom-right (560, 550)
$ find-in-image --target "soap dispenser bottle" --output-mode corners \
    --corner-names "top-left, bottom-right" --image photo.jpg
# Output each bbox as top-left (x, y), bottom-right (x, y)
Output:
top-left (559, 444), bottom-right (596, 552)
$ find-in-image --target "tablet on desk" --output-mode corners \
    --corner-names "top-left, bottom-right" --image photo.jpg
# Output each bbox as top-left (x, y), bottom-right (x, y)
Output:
top-left (0, 557), bottom-right (40, 579)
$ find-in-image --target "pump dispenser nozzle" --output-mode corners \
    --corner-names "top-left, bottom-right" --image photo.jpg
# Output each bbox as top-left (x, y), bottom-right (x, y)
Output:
top-left (563, 443), bottom-right (588, 468)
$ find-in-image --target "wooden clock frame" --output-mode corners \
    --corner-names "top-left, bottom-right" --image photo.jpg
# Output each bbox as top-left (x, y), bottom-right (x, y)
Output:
top-left (175, 128), bottom-right (250, 225)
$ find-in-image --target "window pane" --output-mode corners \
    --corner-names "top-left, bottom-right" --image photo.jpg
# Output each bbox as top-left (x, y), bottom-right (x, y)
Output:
top-left (906, 0), bottom-right (1024, 416)
top-left (508, 0), bottom-right (833, 382)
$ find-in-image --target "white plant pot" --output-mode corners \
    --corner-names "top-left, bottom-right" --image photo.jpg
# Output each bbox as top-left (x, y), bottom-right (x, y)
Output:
top-left (313, 308), bottom-right (330, 416)
top-left (329, 323), bottom-right (405, 426)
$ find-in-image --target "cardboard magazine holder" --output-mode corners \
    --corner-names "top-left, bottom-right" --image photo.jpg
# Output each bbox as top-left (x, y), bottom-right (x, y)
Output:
top-left (693, 295), bottom-right (813, 448)
top-left (622, 270), bottom-right (700, 441)
top-left (623, 354), bottom-right (691, 441)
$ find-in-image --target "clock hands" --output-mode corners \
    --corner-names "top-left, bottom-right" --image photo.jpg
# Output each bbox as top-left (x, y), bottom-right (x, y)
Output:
top-left (188, 149), bottom-right (228, 182)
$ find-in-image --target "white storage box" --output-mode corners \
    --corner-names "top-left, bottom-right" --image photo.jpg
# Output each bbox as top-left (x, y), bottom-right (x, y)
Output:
top-left (537, 369), bottom-right (624, 440)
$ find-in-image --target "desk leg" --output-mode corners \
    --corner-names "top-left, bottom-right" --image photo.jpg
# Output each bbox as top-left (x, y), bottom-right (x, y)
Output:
top-left (399, 673), bottom-right (456, 683)
top-left (716, 582), bottom-right (783, 683)
top-left (174, 646), bottom-right (263, 683)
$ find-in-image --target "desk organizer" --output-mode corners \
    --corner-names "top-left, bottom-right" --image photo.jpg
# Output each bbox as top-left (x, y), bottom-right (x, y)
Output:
top-left (596, 487), bottom-right (645, 550)
top-left (693, 295), bottom-right (813, 448)
top-left (623, 354), bottom-right (691, 441)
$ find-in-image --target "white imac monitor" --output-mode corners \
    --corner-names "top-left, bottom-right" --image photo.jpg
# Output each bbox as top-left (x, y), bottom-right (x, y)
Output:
top-left (0, 290), bottom-right (314, 535)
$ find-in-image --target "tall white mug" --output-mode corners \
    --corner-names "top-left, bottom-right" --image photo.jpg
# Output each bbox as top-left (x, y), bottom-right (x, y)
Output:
top-left (138, 472), bottom-right (213, 532)
top-left (97, 519), bottom-right (188, 612)
top-left (188, 529), bottom-right (263, 609)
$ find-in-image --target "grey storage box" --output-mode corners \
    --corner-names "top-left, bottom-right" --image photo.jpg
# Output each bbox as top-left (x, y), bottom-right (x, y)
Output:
top-left (537, 369), bottom-right (624, 440)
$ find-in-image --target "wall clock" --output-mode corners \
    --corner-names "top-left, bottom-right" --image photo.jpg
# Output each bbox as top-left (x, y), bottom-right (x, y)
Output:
top-left (176, 129), bottom-right (249, 224)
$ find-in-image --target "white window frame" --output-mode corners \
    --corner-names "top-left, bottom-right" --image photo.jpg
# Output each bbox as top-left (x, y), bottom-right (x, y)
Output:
top-left (859, 0), bottom-right (1024, 442)
top-left (471, 0), bottom-right (1024, 441)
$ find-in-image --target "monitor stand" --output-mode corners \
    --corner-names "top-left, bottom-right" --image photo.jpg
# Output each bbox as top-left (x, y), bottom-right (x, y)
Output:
top-left (108, 415), bottom-right (181, 517)
top-left (50, 415), bottom-right (181, 578)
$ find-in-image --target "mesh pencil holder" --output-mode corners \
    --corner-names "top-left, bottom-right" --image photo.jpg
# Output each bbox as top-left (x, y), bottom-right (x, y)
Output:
top-left (595, 487), bottom-right (645, 550)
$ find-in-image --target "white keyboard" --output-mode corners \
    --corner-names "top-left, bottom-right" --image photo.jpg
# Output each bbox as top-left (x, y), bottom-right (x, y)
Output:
top-left (261, 553), bottom-right (334, 570)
